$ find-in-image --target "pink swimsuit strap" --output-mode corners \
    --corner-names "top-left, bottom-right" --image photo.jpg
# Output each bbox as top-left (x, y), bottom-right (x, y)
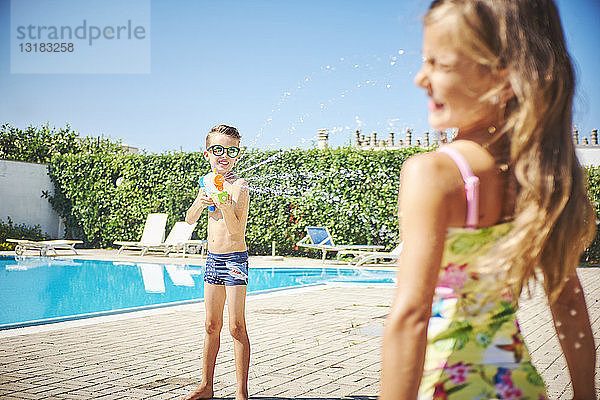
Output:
top-left (438, 146), bottom-right (480, 229)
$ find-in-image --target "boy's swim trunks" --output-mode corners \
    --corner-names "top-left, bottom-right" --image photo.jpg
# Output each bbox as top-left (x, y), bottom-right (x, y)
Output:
top-left (204, 251), bottom-right (249, 286)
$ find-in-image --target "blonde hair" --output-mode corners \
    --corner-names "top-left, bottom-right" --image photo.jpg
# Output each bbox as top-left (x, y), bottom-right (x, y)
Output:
top-left (425, 0), bottom-right (596, 302)
top-left (206, 124), bottom-right (241, 148)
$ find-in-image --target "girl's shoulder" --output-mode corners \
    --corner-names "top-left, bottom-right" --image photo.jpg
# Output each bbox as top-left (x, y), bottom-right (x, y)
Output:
top-left (402, 150), bottom-right (463, 195)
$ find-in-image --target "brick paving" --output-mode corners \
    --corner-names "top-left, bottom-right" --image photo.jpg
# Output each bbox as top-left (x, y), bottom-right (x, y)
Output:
top-left (0, 251), bottom-right (598, 399)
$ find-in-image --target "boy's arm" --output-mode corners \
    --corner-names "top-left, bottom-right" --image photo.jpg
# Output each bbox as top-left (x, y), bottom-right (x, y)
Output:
top-left (214, 179), bottom-right (250, 236)
top-left (185, 189), bottom-right (213, 224)
top-left (548, 273), bottom-right (596, 400)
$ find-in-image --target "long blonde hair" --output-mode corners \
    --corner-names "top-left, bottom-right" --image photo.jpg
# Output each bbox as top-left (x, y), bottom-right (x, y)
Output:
top-left (425, 0), bottom-right (596, 302)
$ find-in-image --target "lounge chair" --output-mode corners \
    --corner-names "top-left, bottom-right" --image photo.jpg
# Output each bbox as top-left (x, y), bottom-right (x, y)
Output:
top-left (337, 242), bottom-right (403, 267)
top-left (182, 239), bottom-right (208, 258)
top-left (144, 221), bottom-right (198, 256)
top-left (296, 226), bottom-right (384, 263)
top-left (7, 239), bottom-right (83, 257)
top-left (114, 213), bottom-right (168, 255)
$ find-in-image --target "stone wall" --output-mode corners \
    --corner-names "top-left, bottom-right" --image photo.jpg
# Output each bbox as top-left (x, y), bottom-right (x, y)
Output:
top-left (316, 126), bottom-right (600, 166)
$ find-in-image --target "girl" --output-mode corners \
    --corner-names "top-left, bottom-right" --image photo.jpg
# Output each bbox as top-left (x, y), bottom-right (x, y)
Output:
top-left (381, 1), bottom-right (597, 399)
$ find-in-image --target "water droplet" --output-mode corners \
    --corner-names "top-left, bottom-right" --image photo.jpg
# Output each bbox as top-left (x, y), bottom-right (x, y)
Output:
top-left (555, 320), bottom-right (562, 327)
top-left (574, 342), bottom-right (581, 349)
top-left (558, 333), bottom-right (565, 340)
top-left (339, 57), bottom-right (344, 61)
top-left (578, 332), bottom-right (585, 338)
top-left (398, 49), bottom-right (405, 55)
top-left (570, 309), bottom-right (577, 316)
top-left (574, 287), bottom-right (581, 294)
top-left (390, 62), bottom-right (396, 66)
top-left (386, 84), bottom-right (391, 89)
top-left (354, 64), bottom-right (359, 68)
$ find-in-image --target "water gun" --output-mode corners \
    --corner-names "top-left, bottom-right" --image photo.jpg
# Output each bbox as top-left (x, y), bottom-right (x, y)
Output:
top-left (198, 172), bottom-right (229, 212)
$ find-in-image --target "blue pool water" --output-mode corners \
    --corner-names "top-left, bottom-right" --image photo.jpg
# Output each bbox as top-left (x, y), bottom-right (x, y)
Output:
top-left (0, 256), bottom-right (395, 329)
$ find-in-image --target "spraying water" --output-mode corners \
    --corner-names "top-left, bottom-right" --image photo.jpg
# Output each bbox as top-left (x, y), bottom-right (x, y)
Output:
top-left (197, 50), bottom-right (419, 248)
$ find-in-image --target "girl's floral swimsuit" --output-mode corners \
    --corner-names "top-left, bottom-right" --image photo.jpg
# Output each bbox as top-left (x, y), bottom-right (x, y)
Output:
top-left (418, 147), bottom-right (548, 400)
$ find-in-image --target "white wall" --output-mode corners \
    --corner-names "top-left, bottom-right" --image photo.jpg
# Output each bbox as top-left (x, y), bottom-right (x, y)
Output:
top-left (576, 147), bottom-right (600, 167)
top-left (0, 160), bottom-right (63, 238)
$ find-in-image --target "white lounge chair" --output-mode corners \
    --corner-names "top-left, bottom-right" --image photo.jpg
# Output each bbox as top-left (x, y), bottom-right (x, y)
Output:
top-left (181, 239), bottom-right (207, 258)
top-left (114, 213), bottom-right (168, 255)
top-left (144, 221), bottom-right (198, 256)
top-left (337, 242), bottom-right (403, 267)
top-left (296, 226), bottom-right (384, 263)
top-left (7, 239), bottom-right (83, 257)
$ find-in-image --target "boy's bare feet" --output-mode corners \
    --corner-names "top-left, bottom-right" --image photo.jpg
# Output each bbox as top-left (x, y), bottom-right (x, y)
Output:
top-left (235, 389), bottom-right (248, 400)
top-left (182, 384), bottom-right (213, 400)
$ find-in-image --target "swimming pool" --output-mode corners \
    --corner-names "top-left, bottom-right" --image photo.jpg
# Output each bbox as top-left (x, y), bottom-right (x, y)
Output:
top-left (0, 256), bottom-right (395, 329)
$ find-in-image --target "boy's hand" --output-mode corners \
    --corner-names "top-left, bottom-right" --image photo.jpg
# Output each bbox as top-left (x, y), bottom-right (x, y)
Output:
top-left (197, 191), bottom-right (216, 209)
top-left (213, 193), bottom-right (234, 213)
top-left (186, 190), bottom-right (215, 224)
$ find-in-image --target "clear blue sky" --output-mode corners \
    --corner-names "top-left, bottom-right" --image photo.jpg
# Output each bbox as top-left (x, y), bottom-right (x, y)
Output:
top-left (1, 0), bottom-right (599, 153)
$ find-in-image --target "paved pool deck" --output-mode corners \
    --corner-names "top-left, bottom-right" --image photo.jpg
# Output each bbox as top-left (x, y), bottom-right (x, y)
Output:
top-left (1, 249), bottom-right (599, 399)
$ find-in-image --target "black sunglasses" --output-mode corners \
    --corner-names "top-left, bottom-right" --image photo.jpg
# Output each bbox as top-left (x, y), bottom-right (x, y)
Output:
top-left (207, 144), bottom-right (240, 158)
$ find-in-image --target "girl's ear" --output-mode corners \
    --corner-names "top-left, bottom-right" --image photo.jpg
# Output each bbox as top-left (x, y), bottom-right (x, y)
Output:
top-left (203, 150), bottom-right (210, 161)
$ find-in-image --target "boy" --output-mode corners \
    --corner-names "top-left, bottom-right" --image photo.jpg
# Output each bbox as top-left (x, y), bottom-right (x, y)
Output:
top-left (184, 125), bottom-right (250, 400)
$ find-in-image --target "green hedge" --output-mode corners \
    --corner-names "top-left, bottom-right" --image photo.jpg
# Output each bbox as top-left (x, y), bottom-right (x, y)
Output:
top-left (582, 166), bottom-right (600, 263)
top-left (46, 148), bottom-right (600, 261)
top-left (0, 123), bottom-right (124, 163)
top-left (47, 147), bottom-right (424, 255)
top-left (4, 123), bottom-right (600, 261)
top-left (48, 151), bottom-right (206, 247)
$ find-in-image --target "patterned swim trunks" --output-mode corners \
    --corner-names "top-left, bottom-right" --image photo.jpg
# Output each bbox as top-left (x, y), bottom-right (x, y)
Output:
top-left (204, 251), bottom-right (249, 286)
